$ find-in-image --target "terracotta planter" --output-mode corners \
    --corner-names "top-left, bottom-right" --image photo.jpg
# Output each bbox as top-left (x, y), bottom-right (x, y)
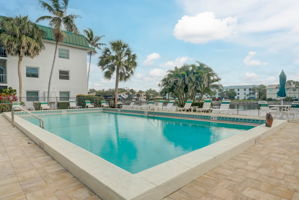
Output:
top-left (266, 112), bottom-right (273, 127)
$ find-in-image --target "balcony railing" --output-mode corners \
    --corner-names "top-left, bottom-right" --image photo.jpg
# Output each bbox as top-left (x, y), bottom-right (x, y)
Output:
top-left (0, 47), bottom-right (7, 58)
top-left (0, 74), bottom-right (7, 83)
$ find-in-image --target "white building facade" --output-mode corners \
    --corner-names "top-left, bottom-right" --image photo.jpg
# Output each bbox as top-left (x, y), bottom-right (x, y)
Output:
top-left (224, 85), bottom-right (258, 100)
top-left (266, 84), bottom-right (299, 99)
top-left (0, 25), bottom-right (90, 105)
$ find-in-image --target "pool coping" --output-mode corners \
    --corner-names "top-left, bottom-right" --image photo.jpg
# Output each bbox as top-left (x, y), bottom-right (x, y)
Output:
top-left (3, 112), bottom-right (287, 200)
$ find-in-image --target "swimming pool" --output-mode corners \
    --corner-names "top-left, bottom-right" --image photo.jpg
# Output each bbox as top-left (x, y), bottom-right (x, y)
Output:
top-left (24, 111), bottom-right (254, 173)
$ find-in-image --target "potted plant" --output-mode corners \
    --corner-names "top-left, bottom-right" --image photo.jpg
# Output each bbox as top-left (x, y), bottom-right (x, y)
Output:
top-left (266, 112), bottom-right (273, 127)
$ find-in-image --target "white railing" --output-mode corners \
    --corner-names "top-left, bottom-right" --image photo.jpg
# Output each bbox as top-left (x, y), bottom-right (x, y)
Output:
top-left (11, 106), bottom-right (45, 129)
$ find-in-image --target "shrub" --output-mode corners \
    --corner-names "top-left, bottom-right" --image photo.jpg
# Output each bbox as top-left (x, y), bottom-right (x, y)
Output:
top-left (33, 102), bottom-right (41, 110)
top-left (57, 102), bottom-right (70, 109)
top-left (192, 102), bottom-right (204, 108)
top-left (76, 95), bottom-right (102, 108)
top-left (0, 103), bottom-right (11, 112)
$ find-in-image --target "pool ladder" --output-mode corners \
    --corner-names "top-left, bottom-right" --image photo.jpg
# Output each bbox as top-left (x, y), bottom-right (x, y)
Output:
top-left (11, 106), bottom-right (45, 129)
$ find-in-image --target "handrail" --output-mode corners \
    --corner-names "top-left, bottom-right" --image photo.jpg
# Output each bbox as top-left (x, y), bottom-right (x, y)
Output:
top-left (11, 105), bottom-right (45, 129)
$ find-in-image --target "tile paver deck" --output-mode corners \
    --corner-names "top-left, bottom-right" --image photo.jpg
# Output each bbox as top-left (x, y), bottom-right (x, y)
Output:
top-left (165, 122), bottom-right (299, 200)
top-left (0, 115), bottom-right (298, 200)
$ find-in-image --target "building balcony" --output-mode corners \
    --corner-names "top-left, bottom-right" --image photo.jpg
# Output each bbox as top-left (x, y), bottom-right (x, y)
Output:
top-left (0, 47), bottom-right (7, 58)
top-left (0, 74), bottom-right (7, 83)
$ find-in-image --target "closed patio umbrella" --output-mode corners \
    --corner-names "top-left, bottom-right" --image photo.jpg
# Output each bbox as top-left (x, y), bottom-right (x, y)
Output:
top-left (277, 70), bottom-right (287, 104)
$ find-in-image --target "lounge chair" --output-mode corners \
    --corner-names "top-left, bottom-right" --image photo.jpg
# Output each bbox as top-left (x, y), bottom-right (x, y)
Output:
top-left (101, 100), bottom-right (109, 108)
top-left (69, 100), bottom-right (81, 109)
top-left (85, 100), bottom-right (94, 108)
top-left (140, 101), bottom-right (155, 110)
top-left (178, 100), bottom-right (193, 112)
top-left (162, 100), bottom-right (177, 112)
top-left (196, 99), bottom-right (212, 112)
top-left (12, 101), bottom-right (23, 111)
top-left (40, 102), bottom-right (50, 110)
top-left (212, 100), bottom-right (231, 114)
top-left (153, 100), bottom-right (164, 111)
top-left (122, 102), bottom-right (135, 109)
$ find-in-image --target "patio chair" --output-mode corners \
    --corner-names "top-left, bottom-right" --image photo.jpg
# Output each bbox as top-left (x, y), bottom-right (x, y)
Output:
top-left (196, 99), bottom-right (212, 113)
top-left (178, 100), bottom-right (193, 112)
top-left (40, 102), bottom-right (50, 110)
top-left (101, 100), bottom-right (109, 108)
top-left (212, 100), bottom-right (231, 114)
top-left (162, 100), bottom-right (177, 112)
top-left (69, 100), bottom-right (81, 109)
top-left (85, 100), bottom-right (94, 108)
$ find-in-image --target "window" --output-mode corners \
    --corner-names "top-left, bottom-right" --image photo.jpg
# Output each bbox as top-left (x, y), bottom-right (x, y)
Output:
top-left (26, 67), bottom-right (39, 78)
top-left (59, 70), bottom-right (69, 80)
top-left (59, 91), bottom-right (70, 101)
top-left (58, 48), bottom-right (69, 59)
top-left (26, 91), bottom-right (39, 101)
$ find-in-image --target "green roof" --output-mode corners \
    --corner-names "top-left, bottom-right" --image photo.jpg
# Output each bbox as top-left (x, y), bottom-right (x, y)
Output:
top-left (37, 25), bottom-right (91, 50)
top-left (0, 16), bottom-right (91, 50)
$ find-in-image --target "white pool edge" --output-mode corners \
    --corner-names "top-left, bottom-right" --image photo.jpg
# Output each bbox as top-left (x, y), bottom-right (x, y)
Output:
top-left (3, 112), bottom-right (287, 200)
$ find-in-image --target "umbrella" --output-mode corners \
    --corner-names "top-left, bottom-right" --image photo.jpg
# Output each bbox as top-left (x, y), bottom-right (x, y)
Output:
top-left (277, 70), bottom-right (286, 104)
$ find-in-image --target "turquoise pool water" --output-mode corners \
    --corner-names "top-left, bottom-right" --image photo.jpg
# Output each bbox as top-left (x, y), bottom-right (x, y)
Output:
top-left (24, 112), bottom-right (254, 173)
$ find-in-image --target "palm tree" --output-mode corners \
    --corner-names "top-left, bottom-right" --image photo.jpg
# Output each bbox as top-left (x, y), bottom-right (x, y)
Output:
top-left (83, 28), bottom-right (104, 88)
top-left (36, 0), bottom-right (79, 102)
top-left (98, 40), bottom-right (137, 107)
top-left (0, 16), bottom-right (44, 101)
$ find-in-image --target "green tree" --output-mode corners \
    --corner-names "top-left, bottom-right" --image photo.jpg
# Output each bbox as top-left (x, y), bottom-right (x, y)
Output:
top-left (254, 85), bottom-right (266, 100)
top-left (83, 28), bottom-right (104, 88)
top-left (160, 62), bottom-right (220, 106)
top-left (0, 16), bottom-right (44, 101)
top-left (37, 0), bottom-right (79, 102)
top-left (98, 40), bottom-right (137, 107)
top-left (145, 89), bottom-right (160, 100)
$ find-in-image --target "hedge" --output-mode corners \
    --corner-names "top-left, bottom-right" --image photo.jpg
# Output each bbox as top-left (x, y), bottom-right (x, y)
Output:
top-left (76, 95), bottom-right (102, 108)
top-left (57, 102), bottom-right (70, 109)
top-left (191, 102), bottom-right (204, 108)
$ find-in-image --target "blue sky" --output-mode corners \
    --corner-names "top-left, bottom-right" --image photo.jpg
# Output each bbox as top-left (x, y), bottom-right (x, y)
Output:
top-left (1, 0), bottom-right (299, 90)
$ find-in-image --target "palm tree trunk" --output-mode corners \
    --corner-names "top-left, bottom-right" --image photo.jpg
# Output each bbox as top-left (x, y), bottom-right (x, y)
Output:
top-left (87, 53), bottom-right (92, 89)
top-left (47, 40), bottom-right (59, 102)
top-left (17, 56), bottom-right (23, 102)
top-left (114, 66), bottom-right (120, 107)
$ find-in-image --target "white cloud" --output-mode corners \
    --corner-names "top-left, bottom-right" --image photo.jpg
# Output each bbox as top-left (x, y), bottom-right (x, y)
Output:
top-left (173, 12), bottom-right (237, 44)
top-left (149, 68), bottom-right (166, 77)
top-left (162, 56), bottom-right (191, 68)
top-left (176, 0), bottom-right (299, 50)
top-left (243, 51), bottom-right (267, 66)
top-left (143, 53), bottom-right (161, 66)
top-left (244, 72), bottom-right (258, 80)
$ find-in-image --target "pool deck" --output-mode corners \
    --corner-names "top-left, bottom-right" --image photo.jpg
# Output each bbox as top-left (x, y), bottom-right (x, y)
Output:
top-left (0, 115), bottom-right (298, 200)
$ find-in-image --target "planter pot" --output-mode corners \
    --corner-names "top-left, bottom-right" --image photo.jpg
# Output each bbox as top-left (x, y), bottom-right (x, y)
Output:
top-left (266, 112), bottom-right (273, 127)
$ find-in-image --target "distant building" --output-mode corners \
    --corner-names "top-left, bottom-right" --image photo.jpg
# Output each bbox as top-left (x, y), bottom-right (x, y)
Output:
top-left (224, 85), bottom-right (258, 100)
top-left (266, 83), bottom-right (299, 99)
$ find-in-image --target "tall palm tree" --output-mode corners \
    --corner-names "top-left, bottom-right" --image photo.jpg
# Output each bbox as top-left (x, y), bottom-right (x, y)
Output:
top-left (0, 16), bottom-right (44, 101)
top-left (83, 28), bottom-right (104, 88)
top-left (36, 0), bottom-right (79, 102)
top-left (98, 40), bottom-right (137, 107)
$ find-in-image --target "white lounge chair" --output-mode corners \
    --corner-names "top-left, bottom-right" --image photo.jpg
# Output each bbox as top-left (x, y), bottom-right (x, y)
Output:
top-left (196, 99), bottom-right (212, 112)
top-left (178, 100), bottom-right (193, 112)
top-left (40, 102), bottom-right (50, 110)
top-left (162, 100), bottom-right (177, 112)
top-left (153, 100), bottom-right (164, 111)
top-left (212, 100), bottom-right (231, 114)
top-left (101, 100), bottom-right (109, 108)
top-left (69, 101), bottom-right (81, 109)
top-left (122, 102), bottom-right (135, 109)
top-left (85, 100), bottom-right (94, 108)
